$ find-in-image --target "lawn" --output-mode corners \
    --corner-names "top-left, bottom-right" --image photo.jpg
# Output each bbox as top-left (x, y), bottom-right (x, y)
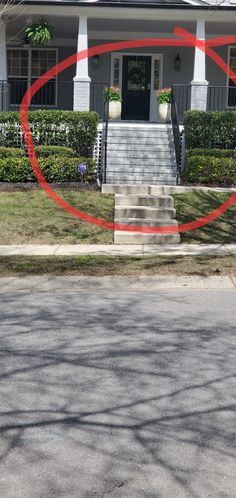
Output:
top-left (0, 255), bottom-right (235, 277)
top-left (0, 190), bottom-right (114, 244)
top-left (0, 190), bottom-right (235, 245)
top-left (174, 191), bottom-right (236, 244)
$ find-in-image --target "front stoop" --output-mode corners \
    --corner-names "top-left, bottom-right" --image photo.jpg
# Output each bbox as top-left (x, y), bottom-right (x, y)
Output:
top-left (106, 123), bottom-right (177, 185)
top-left (114, 194), bottom-right (180, 244)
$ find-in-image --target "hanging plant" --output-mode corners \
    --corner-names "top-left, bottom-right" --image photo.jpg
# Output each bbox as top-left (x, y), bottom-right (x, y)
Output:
top-left (24, 18), bottom-right (54, 46)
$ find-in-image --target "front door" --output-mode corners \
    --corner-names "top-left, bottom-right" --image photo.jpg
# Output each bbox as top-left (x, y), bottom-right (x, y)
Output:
top-left (122, 55), bottom-right (151, 121)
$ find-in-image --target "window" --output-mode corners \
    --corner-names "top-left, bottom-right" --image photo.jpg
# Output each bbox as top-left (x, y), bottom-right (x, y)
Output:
top-left (7, 48), bottom-right (57, 106)
top-left (227, 46), bottom-right (236, 107)
top-left (153, 59), bottom-right (160, 91)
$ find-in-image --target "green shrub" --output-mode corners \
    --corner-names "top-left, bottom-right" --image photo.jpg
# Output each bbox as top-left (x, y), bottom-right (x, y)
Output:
top-left (34, 145), bottom-right (75, 158)
top-left (184, 111), bottom-right (236, 149)
top-left (182, 155), bottom-right (236, 185)
top-left (186, 148), bottom-right (236, 159)
top-left (0, 156), bottom-right (96, 183)
top-left (0, 147), bottom-right (25, 158)
top-left (0, 110), bottom-right (99, 157)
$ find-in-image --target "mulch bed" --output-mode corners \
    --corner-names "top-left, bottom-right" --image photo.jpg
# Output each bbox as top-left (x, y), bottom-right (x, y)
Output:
top-left (0, 182), bottom-right (100, 192)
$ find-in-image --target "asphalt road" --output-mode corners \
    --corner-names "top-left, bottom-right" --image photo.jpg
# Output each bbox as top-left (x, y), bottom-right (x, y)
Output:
top-left (0, 286), bottom-right (236, 498)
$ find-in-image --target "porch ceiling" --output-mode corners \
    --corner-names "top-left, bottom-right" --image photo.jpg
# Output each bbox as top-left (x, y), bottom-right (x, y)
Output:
top-left (6, 14), bottom-right (236, 43)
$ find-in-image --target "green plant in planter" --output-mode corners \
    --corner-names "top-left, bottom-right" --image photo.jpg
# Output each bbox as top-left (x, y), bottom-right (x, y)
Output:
top-left (156, 87), bottom-right (172, 104)
top-left (104, 86), bottom-right (121, 102)
top-left (24, 18), bottom-right (54, 46)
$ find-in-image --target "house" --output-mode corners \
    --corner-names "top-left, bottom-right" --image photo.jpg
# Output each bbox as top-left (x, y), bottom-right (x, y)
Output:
top-left (0, 0), bottom-right (236, 117)
top-left (0, 0), bottom-right (236, 184)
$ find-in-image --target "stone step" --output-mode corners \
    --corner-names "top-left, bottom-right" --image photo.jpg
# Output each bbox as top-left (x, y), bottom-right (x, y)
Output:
top-left (102, 184), bottom-right (178, 194)
top-left (115, 206), bottom-right (176, 220)
top-left (107, 132), bottom-right (172, 139)
top-left (107, 139), bottom-right (172, 146)
top-left (107, 167), bottom-right (176, 172)
top-left (107, 179), bottom-right (177, 185)
top-left (107, 176), bottom-right (177, 183)
top-left (107, 142), bottom-right (174, 148)
top-left (115, 218), bottom-right (178, 227)
top-left (107, 154), bottom-right (176, 161)
top-left (115, 194), bottom-right (174, 207)
top-left (106, 171), bottom-right (176, 176)
top-left (106, 155), bottom-right (176, 162)
top-left (114, 232), bottom-right (180, 245)
top-left (107, 125), bottom-right (170, 131)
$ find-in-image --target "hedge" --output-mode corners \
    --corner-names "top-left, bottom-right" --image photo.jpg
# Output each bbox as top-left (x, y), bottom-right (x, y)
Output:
top-left (186, 148), bottom-right (236, 159)
top-left (35, 145), bottom-right (75, 158)
top-left (0, 145), bottom-right (76, 159)
top-left (182, 155), bottom-right (236, 185)
top-left (0, 147), bottom-right (25, 158)
top-left (184, 111), bottom-right (236, 150)
top-left (0, 110), bottom-right (99, 157)
top-left (0, 157), bottom-right (96, 183)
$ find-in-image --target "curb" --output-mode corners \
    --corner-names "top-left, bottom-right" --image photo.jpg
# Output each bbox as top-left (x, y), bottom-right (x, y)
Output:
top-left (0, 275), bottom-right (235, 292)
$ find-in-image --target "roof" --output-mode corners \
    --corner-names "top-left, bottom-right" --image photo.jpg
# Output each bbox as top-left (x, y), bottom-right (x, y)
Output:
top-left (8, 0), bottom-right (236, 8)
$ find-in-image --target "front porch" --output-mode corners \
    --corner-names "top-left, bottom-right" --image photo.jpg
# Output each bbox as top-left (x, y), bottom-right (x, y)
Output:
top-left (1, 6), bottom-right (236, 122)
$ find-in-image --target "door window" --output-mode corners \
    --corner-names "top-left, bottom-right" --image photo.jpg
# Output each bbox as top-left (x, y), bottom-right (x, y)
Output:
top-left (127, 58), bottom-right (146, 91)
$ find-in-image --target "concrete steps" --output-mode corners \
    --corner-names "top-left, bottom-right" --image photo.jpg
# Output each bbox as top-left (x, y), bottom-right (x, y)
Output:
top-left (114, 193), bottom-right (180, 244)
top-left (106, 123), bottom-right (177, 185)
top-left (115, 194), bottom-right (174, 207)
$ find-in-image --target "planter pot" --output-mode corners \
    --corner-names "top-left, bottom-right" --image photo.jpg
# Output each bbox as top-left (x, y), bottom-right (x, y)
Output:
top-left (108, 100), bottom-right (121, 120)
top-left (158, 103), bottom-right (171, 123)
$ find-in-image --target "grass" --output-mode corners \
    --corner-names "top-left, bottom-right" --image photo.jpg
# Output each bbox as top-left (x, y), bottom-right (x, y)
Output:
top-left (0, 255), bottom-right (235, 277)
top-left (0, 190), bottom-right (235, 245)
top-left (0, 190), bottom-right (114, 244)
top-left (174, 191), bottom-right (236, 244)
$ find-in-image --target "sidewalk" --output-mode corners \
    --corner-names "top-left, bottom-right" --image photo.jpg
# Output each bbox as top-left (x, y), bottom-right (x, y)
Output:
top-left (0, 243), bottom-right (236, 256)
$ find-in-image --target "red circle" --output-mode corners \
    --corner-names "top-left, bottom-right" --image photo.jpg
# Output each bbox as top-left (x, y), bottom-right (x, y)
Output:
top-left (20, 29), bottom-right (236, 234)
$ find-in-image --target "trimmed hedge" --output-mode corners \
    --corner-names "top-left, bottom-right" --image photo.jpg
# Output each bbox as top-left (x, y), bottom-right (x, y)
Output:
top-left (186, 148), bottom-right (236, 159)
top-left (0, 145), bottom-right (76, 159)
top-left (0, 110), bottom-right (99, 156)
top-left (0, 157), bottom-right (96, 183)
top-left (0, 147), bottom-right (25, 158)
top-left (182, 155), bottom-right (236, 185)
top-left (35, 145), bottom-right (75, 158)
top-left (184, 111), bottom-right (236, 149)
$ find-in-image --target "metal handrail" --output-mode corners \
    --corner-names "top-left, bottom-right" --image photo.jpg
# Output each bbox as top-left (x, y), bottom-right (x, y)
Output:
top-left (100, 84), bottom-right (110, 184)
top-left (171, 85), bottom-right (182, 185)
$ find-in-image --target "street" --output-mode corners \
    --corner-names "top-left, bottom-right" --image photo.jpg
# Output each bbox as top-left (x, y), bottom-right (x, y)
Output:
top-left (0, 284), bottom-right (236, 498)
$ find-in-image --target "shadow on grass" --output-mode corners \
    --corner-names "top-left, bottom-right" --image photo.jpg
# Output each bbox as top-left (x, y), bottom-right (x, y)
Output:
top-left (0, 255), bottom-right (235, 277)
top-left (174, 191), bottom-right (236, 244)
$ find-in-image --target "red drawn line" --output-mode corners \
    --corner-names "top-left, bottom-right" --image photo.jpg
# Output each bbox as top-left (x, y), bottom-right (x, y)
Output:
top-left (20, 28), bottom-right (236, 234)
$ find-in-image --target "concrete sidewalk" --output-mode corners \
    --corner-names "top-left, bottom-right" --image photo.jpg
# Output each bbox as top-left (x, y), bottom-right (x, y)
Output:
top-left (0, 243), bottom-right (236, 256)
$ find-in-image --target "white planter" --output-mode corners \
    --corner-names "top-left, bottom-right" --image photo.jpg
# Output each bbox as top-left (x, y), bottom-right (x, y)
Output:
top-left (158, 103), bottom-right (171, 123)
top-left (108, 101), bottom-right (121, 120)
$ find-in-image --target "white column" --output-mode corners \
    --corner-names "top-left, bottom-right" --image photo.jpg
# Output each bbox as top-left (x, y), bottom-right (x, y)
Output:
top-left (73, 16), bottom-right (91, 111)
top-left (0, 20), bottom-right (7, 80)
top-left (0, 20), bottom-right (8, 111)
top-left (191, 19), bottom-right (208, 111)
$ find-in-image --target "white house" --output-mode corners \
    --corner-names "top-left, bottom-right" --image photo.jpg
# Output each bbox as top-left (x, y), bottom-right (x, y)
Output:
top-left (0, 0), bottom-right (236, 121)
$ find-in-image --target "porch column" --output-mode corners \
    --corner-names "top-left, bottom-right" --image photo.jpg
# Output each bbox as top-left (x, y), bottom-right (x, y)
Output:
top-left (0, 20), bottom-right (8, 111)
top-left (73, 16), bottom-right (91, 111)
top-left (190, 19), bottom-right (208, 111)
